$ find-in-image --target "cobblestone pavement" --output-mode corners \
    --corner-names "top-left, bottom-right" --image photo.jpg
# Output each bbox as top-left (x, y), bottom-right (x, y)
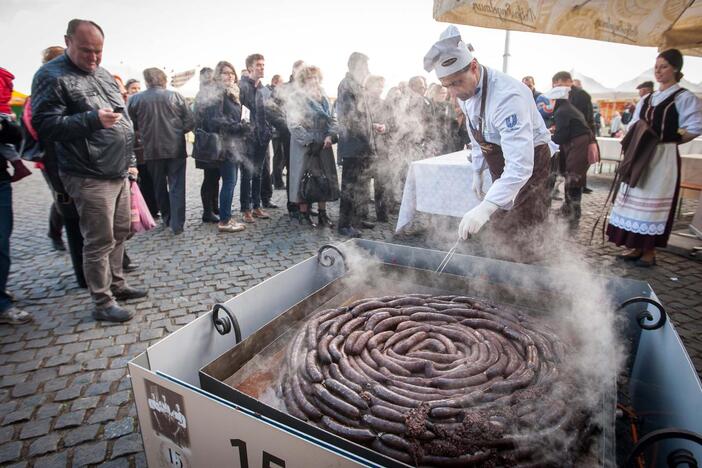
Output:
top-left (1, 161), bottom-right (700, 466)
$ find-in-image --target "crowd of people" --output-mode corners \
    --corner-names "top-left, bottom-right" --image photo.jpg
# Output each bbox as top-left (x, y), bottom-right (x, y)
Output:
top-left (0, 19), bottom-right (700, 325)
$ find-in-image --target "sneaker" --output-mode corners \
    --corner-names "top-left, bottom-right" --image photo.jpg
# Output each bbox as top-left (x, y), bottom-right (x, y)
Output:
top-left (262, 201), bottom-right (279, 209)
top-left (0, 307), bottom-right (33, 325)
top-left (242, 211), bottom-right (255, 223)
top-left (112, 287), bottom-right (148, 301)
top-left (252, 208), bottom-right (270, 219)
top-left (92, 304), bottom-right (134, 322)
top-left (218, 220), bottom-right (246, 233)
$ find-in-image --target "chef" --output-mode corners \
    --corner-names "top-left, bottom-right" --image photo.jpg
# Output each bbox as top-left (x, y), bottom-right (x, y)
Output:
top-left (424, 26), bottom-right (552, 240)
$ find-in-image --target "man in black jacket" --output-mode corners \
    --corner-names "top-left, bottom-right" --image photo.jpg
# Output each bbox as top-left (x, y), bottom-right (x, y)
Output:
top-left (336, 52), bottom-right (379, 237)
top-left (31, 19), bottom-right (147, 323)
top-left (239, 54), bottom-right (274, 223)
top-left (128, 68), bottom-right (194, 235)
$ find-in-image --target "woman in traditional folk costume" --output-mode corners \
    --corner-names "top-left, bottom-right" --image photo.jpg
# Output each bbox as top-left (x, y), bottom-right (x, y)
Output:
top-left (607, 49), bottom-right (702, 267)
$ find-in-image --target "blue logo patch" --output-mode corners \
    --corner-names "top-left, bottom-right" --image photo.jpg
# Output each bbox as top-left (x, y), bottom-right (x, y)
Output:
top-left (505, 113), bottom-right (518, 129)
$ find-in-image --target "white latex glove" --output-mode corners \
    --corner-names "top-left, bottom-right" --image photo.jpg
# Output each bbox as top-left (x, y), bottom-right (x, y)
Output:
top-left (459, 200), bottom-right (498, 239)
top-left (472, 169), bottom-right (486, 200)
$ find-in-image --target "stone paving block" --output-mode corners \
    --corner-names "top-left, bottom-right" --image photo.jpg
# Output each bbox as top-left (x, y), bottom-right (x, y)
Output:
top-left (85, 382), bottom-right (111, 397)
top-left (0, 426), bottom-right (14, 444)
top-left (35, 403), bottom-right (63, 420)
top-left (0, 374), bottom-right (26, 389)
top-left (0, 441), bottom-right (22, 464)
top-left (15, 359), bottom-right (42, 375)
top-left (63, 423), bottom-right (100, 447)
top-left (73, 440), bottom-right (108, 466)
top-left (84, 358), bottom-right (109, 371)
top-left (54, 410), bottom-right (85, 429)
top-left (101, 345), bottom-right (126, 358)
top-left (19, 418), bottom-right (51, 439)
top-left (106, 390), bottom-right (131, 406)
top-left (101, 369), bottom-right (126, 382)
top-left (2, 407), bottom-right (33, 426)
top-left (70, 396), bottom-right (100, 412)
top-left (33, 450), bottom-right (68, 468)
top-left (53, 385), bottom-right (83, 402)
top-left (111, 433), bottom-right (143, 458)
top-left (28, 432), bottom-right (61, 457)
top-left (57, 364), bottom-right (81, 377)
top-left (43, 377), bottom-right (69, 393)
top-left (87, 406), bottom-right (118, 424)
top-left (11, 381), bottom-right (39, 398)
top-left (104, 417), bottom-right (134, 439)
top-left (45, 354), bottom-right (73, 368)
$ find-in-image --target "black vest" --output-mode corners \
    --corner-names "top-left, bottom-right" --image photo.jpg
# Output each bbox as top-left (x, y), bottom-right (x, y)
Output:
top-left (640, 87), bottom-right (686, 143)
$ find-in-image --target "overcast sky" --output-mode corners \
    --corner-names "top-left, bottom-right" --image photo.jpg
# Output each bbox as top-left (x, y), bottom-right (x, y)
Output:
top-left (4, 0), bottom-right (702, 97)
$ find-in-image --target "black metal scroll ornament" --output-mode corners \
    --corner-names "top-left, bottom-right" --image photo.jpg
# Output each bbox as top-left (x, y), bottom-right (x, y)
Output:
top-left (617, 297), bottom-right (667, 330)
top-left (212, 303), bottom-right (242, 342)
top-left (317, 244), bottom-right (348, 271)
top-left (625, 428), bottom-right (702, 467)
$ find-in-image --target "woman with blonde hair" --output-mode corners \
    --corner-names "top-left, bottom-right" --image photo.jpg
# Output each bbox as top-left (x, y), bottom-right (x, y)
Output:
top-left (286, 65), bottom-right (339, 227)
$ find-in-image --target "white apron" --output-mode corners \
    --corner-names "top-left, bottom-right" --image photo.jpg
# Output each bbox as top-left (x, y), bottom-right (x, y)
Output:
top-left (608, 143), bottom-right (677, 236)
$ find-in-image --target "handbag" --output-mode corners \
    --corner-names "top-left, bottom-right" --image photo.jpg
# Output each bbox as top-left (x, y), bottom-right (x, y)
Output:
top-left (299, 142), bottom-right (336, 202)
top-left (192, 96), bottom-right (224, 162)
top-left (192, 128), bottom-right (222, 162)
top-left (130, 180), bottom-right (156, 233)
top-left (300, 170), bottom-right (333, 203)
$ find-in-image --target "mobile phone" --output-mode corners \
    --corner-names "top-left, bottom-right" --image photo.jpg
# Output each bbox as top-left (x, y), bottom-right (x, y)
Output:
top-left (113, 105), bottom-right (124, 113)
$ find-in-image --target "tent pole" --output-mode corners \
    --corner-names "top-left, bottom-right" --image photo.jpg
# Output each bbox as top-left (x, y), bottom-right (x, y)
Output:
top-left (502, 30), bottom-right (511, 74)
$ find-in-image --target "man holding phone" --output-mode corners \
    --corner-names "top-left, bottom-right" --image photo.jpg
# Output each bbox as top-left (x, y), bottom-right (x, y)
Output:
top-left (31, 18), bottom-right (147, 323)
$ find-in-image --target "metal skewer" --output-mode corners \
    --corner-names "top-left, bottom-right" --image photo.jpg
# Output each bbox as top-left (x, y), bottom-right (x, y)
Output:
top-left (436, 239), bottom-right (460, 274)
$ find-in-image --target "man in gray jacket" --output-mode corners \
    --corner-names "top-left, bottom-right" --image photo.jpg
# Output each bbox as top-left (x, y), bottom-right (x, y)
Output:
top-left (128, 68), bottom-right (194, 234)
top-left (31, 19), bottom-right (147, 322)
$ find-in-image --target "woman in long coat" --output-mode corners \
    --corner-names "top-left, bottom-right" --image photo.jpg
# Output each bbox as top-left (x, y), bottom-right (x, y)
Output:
top-left (286, 65), bottom-right (339, 228)
top-left (607, 49), bottom-right (702, 266)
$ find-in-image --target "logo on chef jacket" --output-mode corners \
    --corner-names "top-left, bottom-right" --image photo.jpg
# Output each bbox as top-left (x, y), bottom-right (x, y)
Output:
top-left (505, 113), bottom-right (518, 130)
top-left (145, 378), bottom-right (190, 449)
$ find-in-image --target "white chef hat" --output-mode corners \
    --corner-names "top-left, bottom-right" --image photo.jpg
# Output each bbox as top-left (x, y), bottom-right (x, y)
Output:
top-left (544, 86), bottom-right (570, 100)
top-left (424, 25), bottom-right (474, 79)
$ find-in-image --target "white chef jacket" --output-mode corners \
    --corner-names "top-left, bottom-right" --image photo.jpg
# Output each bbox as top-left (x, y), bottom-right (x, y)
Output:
top-left (629, 84), bottom-right (702, 137)
top-left (458, 66), bottom-right (552, 209)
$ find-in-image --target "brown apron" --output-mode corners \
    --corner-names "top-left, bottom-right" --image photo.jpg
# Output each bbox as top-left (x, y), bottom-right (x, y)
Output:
top-left (468, 67), bottom-right (550, 233)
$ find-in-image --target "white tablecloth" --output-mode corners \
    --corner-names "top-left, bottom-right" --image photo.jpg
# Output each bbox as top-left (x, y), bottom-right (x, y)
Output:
top-left (395, 150), bottom-right (491, 232)
top-left (597, 136), bottom-right (702, 161)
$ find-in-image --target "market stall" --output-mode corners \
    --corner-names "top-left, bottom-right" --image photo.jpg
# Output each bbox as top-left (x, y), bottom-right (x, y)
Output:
top-left (129, 240), bottom-right (702, 467)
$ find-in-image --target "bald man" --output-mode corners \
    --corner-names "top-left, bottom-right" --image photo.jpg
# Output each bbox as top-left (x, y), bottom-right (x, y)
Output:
top-left (31, 19), bottom-right (147, 322)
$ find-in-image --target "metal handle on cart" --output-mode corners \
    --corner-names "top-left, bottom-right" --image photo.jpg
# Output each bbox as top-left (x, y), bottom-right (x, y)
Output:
top-left (625, 428), bottom-right (702, 467)
top-left (317, 244), bottom-right (348, 271)
top-left (617, 296), bottom-right (667, 330)
top-left (212, 303), bottom-right (242, 342)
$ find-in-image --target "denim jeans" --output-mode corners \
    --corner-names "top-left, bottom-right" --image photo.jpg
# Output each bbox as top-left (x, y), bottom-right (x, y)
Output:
top-left (240, 141), bottom-right (268, 212)
top-left (219, 159), bottom-right (239, 223)
top-left (0, 181), bottom-right (13, 313)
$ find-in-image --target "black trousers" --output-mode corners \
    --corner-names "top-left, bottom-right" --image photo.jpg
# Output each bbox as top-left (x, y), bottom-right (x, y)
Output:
top-left (261, 145), bottom-right (273, 204)
top-left (54, 193), bottom-right (86, 288)
top-left (338, 158), bottom-right (368, 229)
top-left (137, 163), bottom-right (159, 218)
top-left (147, 158), bottom-right (187, 232)
top-left (271, 136), bottom-right (287, 188)
top-left (200, 168), bottom-right (220, 215)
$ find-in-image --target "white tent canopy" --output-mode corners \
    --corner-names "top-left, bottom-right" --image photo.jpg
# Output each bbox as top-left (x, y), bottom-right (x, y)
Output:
top-left (570, 70), bottom-right (615, 98)
top-left (614, 68), bottom-right (702, 98)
